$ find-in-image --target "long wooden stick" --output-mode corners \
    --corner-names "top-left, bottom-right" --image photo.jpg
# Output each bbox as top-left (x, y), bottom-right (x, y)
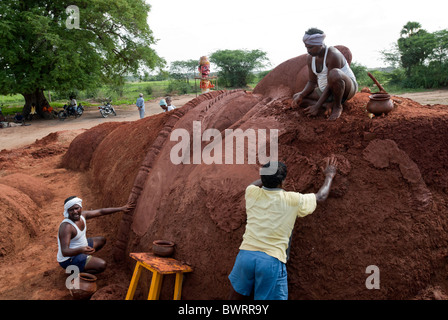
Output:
top-left (368, 72), bottom-right (387, 93)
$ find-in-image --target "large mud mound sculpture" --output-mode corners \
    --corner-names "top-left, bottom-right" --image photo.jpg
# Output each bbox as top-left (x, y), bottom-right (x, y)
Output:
top-left (64, 48), bottom-right (448, 299)
top-left (61, 122), bottom-right (125, 172)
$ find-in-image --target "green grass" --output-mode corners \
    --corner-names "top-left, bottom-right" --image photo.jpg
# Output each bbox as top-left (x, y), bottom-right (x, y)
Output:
top-left (386, 86), bottom-right (439, 95)
top-left (0, 79), bottom-right (203, 111)
top-left (359, 83), bottom-right (438, 95)
top-left (0, 105), bottom-right (22, 115)
top-left (0, 81), bottom-right (171, 115)
top-left (1, 93), bottom-right (24, 104)
top-left (123, 80), bottom-right (171, 97)
top-left (0, 78), bottom-right (238, 115)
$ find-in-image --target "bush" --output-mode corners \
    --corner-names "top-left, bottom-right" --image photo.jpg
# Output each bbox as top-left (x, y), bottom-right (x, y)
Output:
top-left (386, 68), bottom-right (406, 87)
top-left (145, 84), bottom-right (153, 96)
top-left (106, 85), bottom-right (124, 99)
top-left (350, 62), bottom-right (370, 88)
top-left (84, 88), bottom-right (100, 99)
top-left (210, 49), bottom-right (269, 88)
top-left (1, 105), bottom-right (23, 116)
top-left (408, 62), bottom-right (448, 88)
top-left (166, 80), bottom-right (192, 95)
top-left (53, 89), bottom-right (80, 101)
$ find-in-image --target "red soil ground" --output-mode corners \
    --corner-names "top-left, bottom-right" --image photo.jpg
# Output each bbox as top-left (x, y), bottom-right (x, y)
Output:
top-left (1, 47), bottom-right (448, 300)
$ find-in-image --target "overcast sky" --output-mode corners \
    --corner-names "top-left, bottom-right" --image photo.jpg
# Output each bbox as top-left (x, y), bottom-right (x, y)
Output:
top-left (146, 0), bottom-right (447, 70)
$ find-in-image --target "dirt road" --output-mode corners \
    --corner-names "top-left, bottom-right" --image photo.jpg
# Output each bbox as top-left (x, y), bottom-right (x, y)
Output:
top-left (398, 89), bottom-right (448, 105)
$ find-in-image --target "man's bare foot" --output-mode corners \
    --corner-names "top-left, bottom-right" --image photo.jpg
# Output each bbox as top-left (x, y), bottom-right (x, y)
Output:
top-left (328, 104), bottom-right (342, 120)
top-left (324, 103), bottom-right (332, 117)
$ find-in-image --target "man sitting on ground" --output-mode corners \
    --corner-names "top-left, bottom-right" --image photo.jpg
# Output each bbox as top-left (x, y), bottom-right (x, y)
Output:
top-left (57, 196), bottom-right (133, 274)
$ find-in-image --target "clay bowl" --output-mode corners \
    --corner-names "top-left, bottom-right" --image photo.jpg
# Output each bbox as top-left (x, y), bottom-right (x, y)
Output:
top-left (69, 272), bottom-right (98, 300)
top-left (152, 240), bottom-right (175, 257)
top-left (367, 93), bottom-right (394, 116)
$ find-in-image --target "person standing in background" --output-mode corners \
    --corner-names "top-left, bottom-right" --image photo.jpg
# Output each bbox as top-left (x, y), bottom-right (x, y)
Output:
top-left (136, 93), bottom-right (145, 119)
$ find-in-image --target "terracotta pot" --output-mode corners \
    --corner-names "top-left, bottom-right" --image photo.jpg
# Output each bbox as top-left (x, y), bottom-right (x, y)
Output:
top-left (367, 93), bottom-right (394, 116)
top-left (69, 273), bottom-right (98, 300)
top-left (153, 240), bottom-right (175, 257)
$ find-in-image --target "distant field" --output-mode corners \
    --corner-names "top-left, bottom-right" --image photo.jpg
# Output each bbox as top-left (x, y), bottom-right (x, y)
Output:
top-left (0, 78), bottom-right (229, 115)
top-left (0, 78), bottom-right (227, 113)
top-left (0, 81), bottom-right (177, 115)
top-left (1, 81), bottom-right (171, 106)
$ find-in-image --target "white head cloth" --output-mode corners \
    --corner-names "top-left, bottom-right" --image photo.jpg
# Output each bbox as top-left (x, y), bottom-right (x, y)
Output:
top-left (303, 33), bottom-right (326, 46)
top-left (63, 197), bottom-right (82, 218)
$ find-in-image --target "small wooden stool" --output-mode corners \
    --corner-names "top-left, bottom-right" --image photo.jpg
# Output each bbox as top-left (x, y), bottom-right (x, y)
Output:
top-left (125, 252), bottom-right (193, 300)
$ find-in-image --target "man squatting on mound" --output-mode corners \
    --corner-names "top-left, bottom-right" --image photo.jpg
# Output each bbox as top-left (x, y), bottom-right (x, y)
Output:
top-left (228, 156), bottom-right (338, 300)
top-left (57, 196), bottom-right (133, 274)
top-left (292, 28), bottom-right (358, 120)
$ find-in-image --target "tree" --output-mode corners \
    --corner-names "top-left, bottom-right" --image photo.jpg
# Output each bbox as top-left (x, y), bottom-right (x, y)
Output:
top-left (210, 49), bottom-right (269, 87)
top-left (349, 62), bottom-right (370, 87)
top-left (380, 22), bottom-right (448, 88)
top-left (397, 21), bottom-right (435, 75)
top-left (170, 59), bottom-right (198, 79)
top-left (430, 29), bottom-right (448, 64)
top-left (0, 0), bottom-right (164, 117)
top-left (400, 21), bottom-right (423, 37)
top-left (380, 43), bottom-right (401, 69)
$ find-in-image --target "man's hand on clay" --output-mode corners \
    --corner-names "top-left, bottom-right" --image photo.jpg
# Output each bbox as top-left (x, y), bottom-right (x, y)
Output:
top-left (123, 203), bottom-right (136, 212)
top-left (292, 93), bottom-right (303, 107)
top-left (323, 155), bottom-right (338, 178)
top-left (304, 104), bottom-right (319, 116)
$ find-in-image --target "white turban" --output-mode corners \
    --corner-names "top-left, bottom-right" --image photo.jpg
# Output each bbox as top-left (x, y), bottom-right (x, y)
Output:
top-left (63, 197), bottom-right (83, 218)
top-left (303, 33), bottom-right (326, 46)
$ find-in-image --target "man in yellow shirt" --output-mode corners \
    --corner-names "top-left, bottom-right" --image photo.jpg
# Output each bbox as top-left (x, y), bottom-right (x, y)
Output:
top-left (228, 156), bottom-right (338, 300)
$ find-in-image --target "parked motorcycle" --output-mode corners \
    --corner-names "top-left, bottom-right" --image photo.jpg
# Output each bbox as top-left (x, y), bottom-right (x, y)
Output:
top-left (58, 103), bottom-right (84, 120)
top-left (98, 100), bottom-right (117, 118)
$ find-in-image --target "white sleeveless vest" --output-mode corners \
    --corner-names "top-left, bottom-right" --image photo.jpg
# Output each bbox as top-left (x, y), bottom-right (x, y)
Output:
top-left (57, 216), bottom-right (88, 262)
top-left (312, 46), bottom-right (356, 91)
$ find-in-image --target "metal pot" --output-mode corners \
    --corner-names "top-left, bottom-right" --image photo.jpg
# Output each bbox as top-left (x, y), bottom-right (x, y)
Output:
top-left (367, 93), bottom-right (394, 116)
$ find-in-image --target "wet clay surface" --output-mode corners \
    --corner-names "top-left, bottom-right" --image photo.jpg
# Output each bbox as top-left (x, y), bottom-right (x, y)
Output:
top-left (1, 50), bottom-right (448, 300)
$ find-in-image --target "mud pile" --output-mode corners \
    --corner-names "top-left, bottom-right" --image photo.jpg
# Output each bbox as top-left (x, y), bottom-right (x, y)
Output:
top-left (0, 174), bottom-right (48, 257)
top-left (61, 47), bottom-right (448, 299)
top-left (0, 131), bottom-right (74, 259)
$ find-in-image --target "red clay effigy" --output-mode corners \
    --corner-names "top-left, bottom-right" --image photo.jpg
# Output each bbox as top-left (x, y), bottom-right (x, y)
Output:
top-left (59, 47), bottom-right (448, 299)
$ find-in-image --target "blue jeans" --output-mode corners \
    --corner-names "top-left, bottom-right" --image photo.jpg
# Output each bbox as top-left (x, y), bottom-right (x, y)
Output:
top-left (228, 250), bottom-right (288, 300)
